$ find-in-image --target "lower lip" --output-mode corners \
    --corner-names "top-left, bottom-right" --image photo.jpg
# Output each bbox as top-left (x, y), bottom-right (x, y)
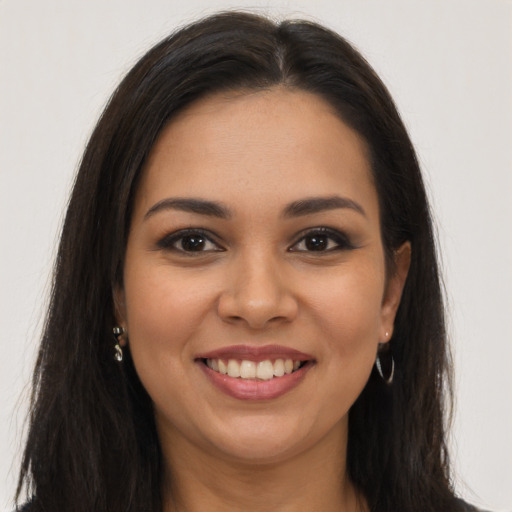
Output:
top-left (198, 361), bottom-right (314, 401)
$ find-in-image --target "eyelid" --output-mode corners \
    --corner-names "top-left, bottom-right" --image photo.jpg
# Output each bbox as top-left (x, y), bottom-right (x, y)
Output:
top-left (156, 228), bottom-right (225, 253)
top-left (155, 226), bottom-right (354, 254)
top-left (288, 226), bottom-right (355, 252)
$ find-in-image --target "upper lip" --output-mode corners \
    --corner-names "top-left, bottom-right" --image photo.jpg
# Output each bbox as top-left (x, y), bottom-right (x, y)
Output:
top-left (196, 344), bottom-right (314, 362)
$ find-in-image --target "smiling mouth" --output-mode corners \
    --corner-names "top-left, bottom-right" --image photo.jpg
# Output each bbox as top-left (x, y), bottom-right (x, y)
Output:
top-left (201, 358), bottom-right (307, 380)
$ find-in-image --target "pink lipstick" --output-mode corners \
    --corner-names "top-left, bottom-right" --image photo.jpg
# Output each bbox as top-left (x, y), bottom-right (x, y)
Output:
top-left (196, 344), bottom-right (315, 401)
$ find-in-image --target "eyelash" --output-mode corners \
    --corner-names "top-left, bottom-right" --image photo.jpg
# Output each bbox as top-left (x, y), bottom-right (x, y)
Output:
top-left (289, 227), bottom-right (355, 253)
top-left (156, 227), bottom-right (355, 255)
top-left (157, 229), bottom-right (224, 254)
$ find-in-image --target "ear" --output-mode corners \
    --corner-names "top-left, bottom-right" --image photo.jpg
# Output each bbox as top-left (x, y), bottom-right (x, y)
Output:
top-left (379, 241), bottom-right (411, 343)
top-left (113, 285), bottom-right (128, 346)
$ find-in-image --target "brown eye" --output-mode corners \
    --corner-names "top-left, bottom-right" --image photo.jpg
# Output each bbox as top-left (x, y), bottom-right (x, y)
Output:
top-left (180, 234), bottom-right (207, 251)
top-left (157, 229), bottom-right (224, 254)
top-left (289, 228), bottom-right (354, 253)
top-left (304, 234), bottom-right (329, 251)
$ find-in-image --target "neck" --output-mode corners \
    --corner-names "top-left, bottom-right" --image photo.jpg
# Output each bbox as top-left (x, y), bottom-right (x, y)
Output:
top-left (160, 421), bottom-right (366, 512)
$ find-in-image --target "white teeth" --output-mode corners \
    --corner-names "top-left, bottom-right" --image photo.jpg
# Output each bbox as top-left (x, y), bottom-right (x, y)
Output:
top-left (218, 359), bottom-right (227, 375)
top-left (240, 360), bottom-right (256, 379)
top-left (227, 359), bottom-right (241, 378)
top-left (273, 359), bottom-right (285, 377)
top-left (256, 360), bottom-right (274, 380)
top-left (206, 357), bottom-right (304, 380)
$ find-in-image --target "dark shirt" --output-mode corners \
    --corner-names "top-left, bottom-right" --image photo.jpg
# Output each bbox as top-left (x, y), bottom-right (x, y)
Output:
top-left (15, 498), bottom-right (491, 511)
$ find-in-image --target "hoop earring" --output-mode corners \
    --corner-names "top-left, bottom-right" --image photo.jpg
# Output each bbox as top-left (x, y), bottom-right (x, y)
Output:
top-left (113, 326), bottom-right (125, 362)
top-left (375, 353), bottom-right (394, 385)
top-left (375, 337), bottom-right (394, 385)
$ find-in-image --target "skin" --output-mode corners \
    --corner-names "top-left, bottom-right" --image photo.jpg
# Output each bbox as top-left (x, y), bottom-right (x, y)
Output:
top-left (116, 88), bottom-right (410, 512)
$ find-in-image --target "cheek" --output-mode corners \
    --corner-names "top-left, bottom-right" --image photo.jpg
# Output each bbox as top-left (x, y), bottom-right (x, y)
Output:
top-left (122, 263), bottom-right (215, 372)
top-left (304, 263), bottom-right (385, 357)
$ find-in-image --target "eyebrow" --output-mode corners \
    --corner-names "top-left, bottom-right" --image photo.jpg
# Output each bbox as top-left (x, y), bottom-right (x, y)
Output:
top-left (282, 196), bottom-right (366, 218)
top-left (144, 195), bottom-right (366, 221)
top-left (144, 198), bottom-right (232, 220)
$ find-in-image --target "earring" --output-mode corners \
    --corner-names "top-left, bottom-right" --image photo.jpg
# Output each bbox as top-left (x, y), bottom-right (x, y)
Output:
top-left (375, 353), bottom-right (394, 385)
top-left (375, 336), bottom-right (394, 385)
top-left (113, 326), bottom-right (125, 362)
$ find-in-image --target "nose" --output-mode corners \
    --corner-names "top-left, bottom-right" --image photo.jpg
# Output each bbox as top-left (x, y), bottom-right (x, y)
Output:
top-left (217, 251), bottom-right (298, 330)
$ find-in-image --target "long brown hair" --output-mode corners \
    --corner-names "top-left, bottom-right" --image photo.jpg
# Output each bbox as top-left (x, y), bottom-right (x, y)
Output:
top-left (18, 11), bottom-right (458, 512)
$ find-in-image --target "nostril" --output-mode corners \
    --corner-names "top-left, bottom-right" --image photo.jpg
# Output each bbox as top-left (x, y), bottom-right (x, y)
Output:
top-left (218, 295), bottom-right (298, 327)
top-left (216, 267), bottom-right (299, 328)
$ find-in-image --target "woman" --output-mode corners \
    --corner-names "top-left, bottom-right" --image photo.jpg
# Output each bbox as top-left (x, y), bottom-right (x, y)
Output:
top-left (15, 11), bottom-right (485, 512)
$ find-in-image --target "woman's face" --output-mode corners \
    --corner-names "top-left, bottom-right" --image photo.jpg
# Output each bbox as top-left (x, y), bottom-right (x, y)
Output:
top-left (117, 88), bottom-right (409, 465)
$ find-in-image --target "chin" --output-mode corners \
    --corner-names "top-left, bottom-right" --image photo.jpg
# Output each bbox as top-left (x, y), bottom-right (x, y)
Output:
top-left (213, 438), bottom-right (303, 466)
top-left (203, 414), bottom-right (322, 465)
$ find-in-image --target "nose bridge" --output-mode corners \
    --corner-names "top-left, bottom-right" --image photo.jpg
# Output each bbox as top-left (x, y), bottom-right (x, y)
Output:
top-left (218, 245), bottom-right (297, 328)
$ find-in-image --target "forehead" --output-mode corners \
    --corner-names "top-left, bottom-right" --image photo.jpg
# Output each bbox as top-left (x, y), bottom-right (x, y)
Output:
top-left (135, 88), bottom-right (378, 220)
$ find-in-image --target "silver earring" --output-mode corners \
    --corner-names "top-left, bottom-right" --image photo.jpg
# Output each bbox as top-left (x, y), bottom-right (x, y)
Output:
top-left (375, 337), bottom-right (394, 385)
top-left (113, 326), bottom-right (125, 362)
top-left (375, 354), bottom-right (394, 385)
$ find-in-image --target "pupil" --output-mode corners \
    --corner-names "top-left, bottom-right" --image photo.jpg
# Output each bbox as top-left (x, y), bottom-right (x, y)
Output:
top-left (182, 235), bottom-right (205, 251)
top-left (306, 235), bottom-right (327, 251)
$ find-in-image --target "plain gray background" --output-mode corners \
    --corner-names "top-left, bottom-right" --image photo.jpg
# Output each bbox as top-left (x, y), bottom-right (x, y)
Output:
top-left (1, 1), bottom-right (511, 511)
